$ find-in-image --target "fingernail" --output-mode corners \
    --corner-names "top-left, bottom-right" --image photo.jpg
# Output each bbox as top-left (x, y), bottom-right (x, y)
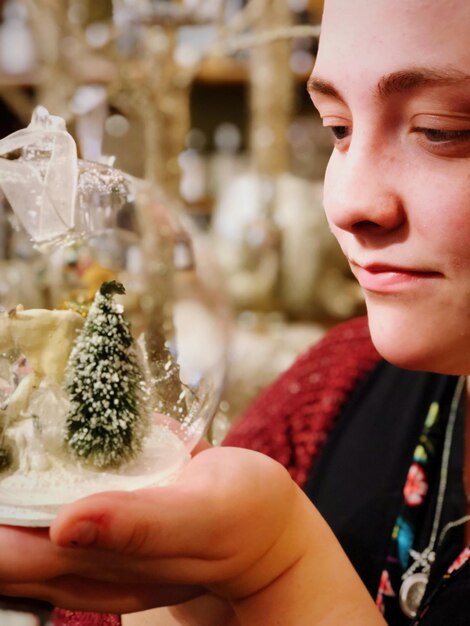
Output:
top-left (67, 521), bottom-right (99, 547)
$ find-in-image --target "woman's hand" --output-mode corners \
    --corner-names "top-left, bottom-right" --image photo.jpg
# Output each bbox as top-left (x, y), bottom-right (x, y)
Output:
top-left (123, 594), bottom-right (240, 626)
top-left (0, 447), bottom-right (310, 611)
top-left (0, 446), bottom-right (386, 624)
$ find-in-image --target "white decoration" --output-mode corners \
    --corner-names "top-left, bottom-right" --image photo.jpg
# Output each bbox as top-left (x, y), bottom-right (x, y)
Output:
top-left (0, 106), bottom-right (78, 245)
top-left (0, 307), bottom-right (84, 479)
top-left (0, 307), bottom-right (84, 387)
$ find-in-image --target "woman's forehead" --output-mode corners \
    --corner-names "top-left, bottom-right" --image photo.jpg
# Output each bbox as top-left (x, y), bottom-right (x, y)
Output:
top-left (317, 0), bottom-right (470, 79)
top-left (322, 0), bottom-right (470, 23)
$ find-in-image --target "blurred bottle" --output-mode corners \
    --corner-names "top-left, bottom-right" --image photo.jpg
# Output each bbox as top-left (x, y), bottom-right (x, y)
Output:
top-left (0, 0), bottom-right (36, 75)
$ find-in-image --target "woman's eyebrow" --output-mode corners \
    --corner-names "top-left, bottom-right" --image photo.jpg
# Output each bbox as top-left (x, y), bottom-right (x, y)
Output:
top-left (376, 67), bottom-right (470, 97)
top-left (307, 67), bottom-right (470, 102)
top-left (307, 75), bottom-right (345, 101)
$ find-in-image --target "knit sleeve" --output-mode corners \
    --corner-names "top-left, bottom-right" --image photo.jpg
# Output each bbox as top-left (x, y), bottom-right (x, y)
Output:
top-left (223, 316), bottom-right (381, 487)
top-left (51, 609), bottom-right (121, 626)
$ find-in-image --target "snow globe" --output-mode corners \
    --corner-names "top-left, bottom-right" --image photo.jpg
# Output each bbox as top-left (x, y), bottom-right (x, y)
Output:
top-left (0, 107), bottom-right (227, 526)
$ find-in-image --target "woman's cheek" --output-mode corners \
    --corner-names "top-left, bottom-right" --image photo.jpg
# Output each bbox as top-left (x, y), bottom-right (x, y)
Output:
top-left (321, 155), bottom-right (343, 230)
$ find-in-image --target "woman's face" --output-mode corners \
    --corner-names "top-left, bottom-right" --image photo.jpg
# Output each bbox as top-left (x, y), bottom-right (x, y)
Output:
top-left (310, 0), bottom-right (470, 375)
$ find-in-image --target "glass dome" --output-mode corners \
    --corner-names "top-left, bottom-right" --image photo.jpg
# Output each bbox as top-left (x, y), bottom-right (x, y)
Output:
top-left (0, 145), bottom-right (227, 526)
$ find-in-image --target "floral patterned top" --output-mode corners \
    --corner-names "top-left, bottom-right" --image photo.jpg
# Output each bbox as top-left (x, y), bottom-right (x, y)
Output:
top-left (306, 361), bottom-right (469, 625)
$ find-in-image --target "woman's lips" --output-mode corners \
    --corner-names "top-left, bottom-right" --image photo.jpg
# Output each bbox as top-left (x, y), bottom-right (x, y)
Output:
top-left (353, 264), bottom-right (442, 293)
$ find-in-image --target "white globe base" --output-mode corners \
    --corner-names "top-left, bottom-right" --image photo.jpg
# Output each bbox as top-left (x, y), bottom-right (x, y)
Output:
top-left (0, 424), bottom-right (189, 527)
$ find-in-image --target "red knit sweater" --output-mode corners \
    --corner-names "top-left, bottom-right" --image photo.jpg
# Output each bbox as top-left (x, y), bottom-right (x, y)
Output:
top-left (53, 316), bottom-right (380, 626)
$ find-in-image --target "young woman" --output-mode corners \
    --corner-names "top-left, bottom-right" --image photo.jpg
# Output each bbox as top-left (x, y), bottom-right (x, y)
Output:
top-left (1, 1), bottom-right (469, 624)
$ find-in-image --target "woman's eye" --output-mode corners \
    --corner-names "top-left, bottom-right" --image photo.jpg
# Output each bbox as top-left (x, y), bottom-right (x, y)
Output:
top-left (415, 127), bottom-right (470, 142)
top-left (329, 125), bottom-right (350, 141)
top-left (412, 126), bottom-right (470, 157)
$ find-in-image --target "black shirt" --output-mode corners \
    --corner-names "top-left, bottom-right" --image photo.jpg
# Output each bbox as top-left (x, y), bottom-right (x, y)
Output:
top-left (305, 361), bottom-right (468, 625)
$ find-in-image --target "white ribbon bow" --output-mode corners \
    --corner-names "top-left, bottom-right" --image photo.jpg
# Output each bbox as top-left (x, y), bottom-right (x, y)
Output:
top-left (0, 106), bottom-right (78, 245)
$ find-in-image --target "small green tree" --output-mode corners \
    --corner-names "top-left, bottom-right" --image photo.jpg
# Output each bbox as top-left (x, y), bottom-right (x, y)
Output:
top-left (65, 281), bottom-right (150, 468)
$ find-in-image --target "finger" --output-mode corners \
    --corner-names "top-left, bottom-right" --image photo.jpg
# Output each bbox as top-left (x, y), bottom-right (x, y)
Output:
top-left (50, 448), bottom-right (294, 585)
top-left (0, 526), bottom-right (72, 582)
top-left (0, 525), bottom-right (157, 586)
top-left (51, 489), bottom-right (219, 559)
top-left (0, 577), bottom-right (204, 614)
top-left (0, 525), bottom-right (223, 588)
top-left (51, 448), bottom-right (236, 558)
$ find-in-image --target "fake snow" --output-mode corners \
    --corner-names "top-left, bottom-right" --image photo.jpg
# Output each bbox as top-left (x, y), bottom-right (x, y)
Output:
top-left (0, 422), bottom-right (189, 527)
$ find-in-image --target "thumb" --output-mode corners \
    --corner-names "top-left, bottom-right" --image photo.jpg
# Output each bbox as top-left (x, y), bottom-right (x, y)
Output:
top-left (49, 449), bottom-right (223, 556)
top-left (51, 439), bottom-right (213, 551)
top-left (50, 485), bottom-right (211, 555)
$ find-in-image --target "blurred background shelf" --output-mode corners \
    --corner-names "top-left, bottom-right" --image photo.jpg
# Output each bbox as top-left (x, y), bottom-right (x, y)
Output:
top-left (0, 0), bottom-right (367, 448)
top-left (0, 5), bottom-right (367, 618)
top-left (0, 0), bottom-right (364, 418)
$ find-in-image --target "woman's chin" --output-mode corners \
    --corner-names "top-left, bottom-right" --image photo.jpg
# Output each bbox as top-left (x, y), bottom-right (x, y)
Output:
top-left (371, 338), bottom-right (439, 373)
top-left (366, 309), bottom-right (470, 376)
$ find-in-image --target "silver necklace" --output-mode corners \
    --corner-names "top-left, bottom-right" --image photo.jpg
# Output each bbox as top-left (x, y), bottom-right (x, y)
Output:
top-left (399, 376), bottom-right (469, 619)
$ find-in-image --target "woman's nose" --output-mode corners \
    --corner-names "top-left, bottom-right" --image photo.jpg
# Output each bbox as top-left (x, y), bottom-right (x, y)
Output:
top-left (323, 144), bottom-right (405, 236)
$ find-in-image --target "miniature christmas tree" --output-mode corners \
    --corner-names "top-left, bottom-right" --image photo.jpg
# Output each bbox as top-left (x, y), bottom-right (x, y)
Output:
top-left (65, 280), bottom-right (150, 468)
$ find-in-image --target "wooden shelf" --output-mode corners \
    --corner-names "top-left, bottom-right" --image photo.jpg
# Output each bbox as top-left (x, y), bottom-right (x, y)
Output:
top-left (0, 70), bottom-right (39, 87)
top-left (196, 56), bottom-right (248, 84)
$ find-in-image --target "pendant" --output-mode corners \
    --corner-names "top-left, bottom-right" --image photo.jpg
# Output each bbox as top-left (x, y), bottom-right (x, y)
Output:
top-left (399, 572), bottom-right (429, 618)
